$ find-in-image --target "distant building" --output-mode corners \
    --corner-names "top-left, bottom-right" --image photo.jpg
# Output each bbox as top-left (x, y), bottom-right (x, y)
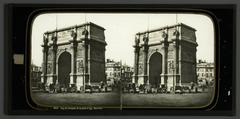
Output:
top-left (105, 59), bottom-right (134, 85)
top-left (121, 65), bottom-right (134, 84)
top-left (105, 59), bottom-right (122, 84)
top-left (196, 60), bottom-right (214, 85)
top-left (31, 64), bottom-right (42, 87)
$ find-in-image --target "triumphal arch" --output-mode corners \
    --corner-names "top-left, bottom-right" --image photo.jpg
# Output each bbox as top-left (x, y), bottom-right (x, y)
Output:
top-left (41, 22), bottom-right (107, 91)
top-left (133, 23), bottom-right (198, 91)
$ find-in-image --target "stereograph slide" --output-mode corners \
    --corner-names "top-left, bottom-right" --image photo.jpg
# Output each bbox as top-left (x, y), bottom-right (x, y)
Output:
top-left (30, 13), bottom-right (215, 109)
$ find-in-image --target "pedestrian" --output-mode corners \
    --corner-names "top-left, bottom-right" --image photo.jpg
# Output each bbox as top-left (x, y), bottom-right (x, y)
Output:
top-left (49, 83), bottom-right (53, 93)
top-left (54, 82), bottom-right (59, 93)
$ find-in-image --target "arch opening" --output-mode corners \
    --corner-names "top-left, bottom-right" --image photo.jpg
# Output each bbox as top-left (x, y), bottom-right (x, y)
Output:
top-left (57, 51), bottom-right (71, 87)
top-left (149, 52), bottom-right (163, 88)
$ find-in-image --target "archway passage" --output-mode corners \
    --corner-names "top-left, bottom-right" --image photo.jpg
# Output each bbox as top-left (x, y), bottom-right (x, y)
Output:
top-left (149, 52), bottom-right (162, 88)
top-left (58, 51), bottom-right (71, 87)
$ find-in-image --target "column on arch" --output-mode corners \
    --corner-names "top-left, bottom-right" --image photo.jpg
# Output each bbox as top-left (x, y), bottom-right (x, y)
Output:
top-left (52, 32), bottom-right (58, 84)
top-left (41, 33), bottom-right (49, 85)
top-left (161, 31), bottom-right (169, 85)
top-left (142, 33), bottom-right (149, 85)
top-left (69, 28), bottom-right (78, 87)
top-left (133, 34), bottom-right (140, 85)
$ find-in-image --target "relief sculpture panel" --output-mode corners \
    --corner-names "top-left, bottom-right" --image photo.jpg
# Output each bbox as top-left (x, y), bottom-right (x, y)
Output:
top-left (47, 63), bottom-right (52, 74)
top-left (77, 59), bottom-right (84, 73)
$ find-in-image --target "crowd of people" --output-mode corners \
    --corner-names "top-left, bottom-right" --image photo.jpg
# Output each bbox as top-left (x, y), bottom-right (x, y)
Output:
top-left (37, 81), bottom-right (120, 93)
top-left (122, 81), bottom-right (213, 94)
top-left (36, 79), bottom-right (213, 94)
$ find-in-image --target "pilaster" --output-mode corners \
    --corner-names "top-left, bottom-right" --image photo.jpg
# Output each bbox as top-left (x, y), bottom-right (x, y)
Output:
top-left (143, 33), bottom-right (149, 85)
top-left (161, 31), bottom-right (169, 85)
top-left (69, 27), bottom-right (78, 86)
top-left (41, 34), bottom-right (49, 85)
top-left (173, 29), bottom-right (180, 86)
top-left (133, 34), bottom-right (140, 85)
top-left (52, 32), bottom-right (57, 84)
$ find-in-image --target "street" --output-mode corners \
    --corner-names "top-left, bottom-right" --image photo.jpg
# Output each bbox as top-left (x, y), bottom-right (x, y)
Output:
top-left (31, 92), bottom-right (120, 108)
top-left (122, 92), bottom-right (214, 108)
top-left (31, 91), bottom-right (214, 108)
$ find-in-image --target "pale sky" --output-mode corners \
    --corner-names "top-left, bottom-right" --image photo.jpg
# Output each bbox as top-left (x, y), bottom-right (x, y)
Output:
top-left (31, 13), bottom-right (214, 67)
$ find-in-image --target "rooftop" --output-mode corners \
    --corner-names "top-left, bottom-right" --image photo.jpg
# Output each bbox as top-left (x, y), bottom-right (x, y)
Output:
top-left (44, 22), bottom-right (105, 34)
top-left (136, 23), bottom-right (196, 35)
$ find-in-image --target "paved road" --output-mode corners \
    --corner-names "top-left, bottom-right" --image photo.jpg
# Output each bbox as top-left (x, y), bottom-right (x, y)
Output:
top-left (122, 92), bottom-right (214, 108)
top-left (31, 91), bottom-right (214, 108)
top-left (31, 92), bottom-right (120, 108)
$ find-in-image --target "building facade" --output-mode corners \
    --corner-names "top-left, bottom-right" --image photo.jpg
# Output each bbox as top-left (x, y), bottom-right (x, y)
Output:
top-left (105, 59), bottom-right (122, 84)
top-left (196, 60), bottom-right (214, 85)
top-left (121, 65), bottom-right (134, 84)
top-left (133, 23), bottom-right (198, 91)
top-left (105, 59), bottom-right (134, 85)
top-left (41, 22), bottom-right (107, 91)
top-left (31, 64), bottom-right (42, 87)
